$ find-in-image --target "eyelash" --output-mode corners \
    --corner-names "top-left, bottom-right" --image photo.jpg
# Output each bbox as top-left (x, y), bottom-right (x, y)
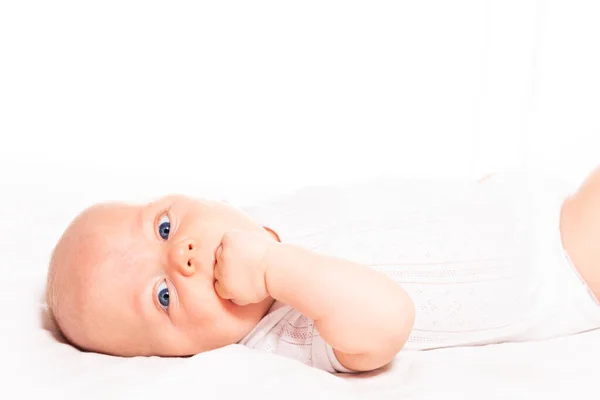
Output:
top-left (155, 208), bottom-right (175, 240)
top-left (156, 279), bottom-right (175, 314)
top-left (154, 207), bottom-right (176, 313)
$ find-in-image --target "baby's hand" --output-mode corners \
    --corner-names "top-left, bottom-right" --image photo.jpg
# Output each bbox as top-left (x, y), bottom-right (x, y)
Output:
top-left (213, 230), bottom-right (274, 306)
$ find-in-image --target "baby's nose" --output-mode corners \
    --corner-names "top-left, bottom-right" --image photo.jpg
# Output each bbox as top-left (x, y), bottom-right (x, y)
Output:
top-left (169, 239), bottom-right (197, 276)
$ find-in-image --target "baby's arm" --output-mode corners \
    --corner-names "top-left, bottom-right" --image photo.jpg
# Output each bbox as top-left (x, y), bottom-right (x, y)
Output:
top-left (265, 242), bottom-right (415, 372)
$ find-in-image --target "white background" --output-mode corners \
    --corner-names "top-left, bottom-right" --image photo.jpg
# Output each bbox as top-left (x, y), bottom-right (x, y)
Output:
top-left (0, 0), bottom-right (599, 275)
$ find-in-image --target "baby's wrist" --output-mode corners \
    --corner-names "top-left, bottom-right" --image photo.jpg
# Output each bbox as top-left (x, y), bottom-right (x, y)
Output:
top-left (263, 241), bottom-right (281, 297)
top-left (263, 241), bottom-right (296, 300)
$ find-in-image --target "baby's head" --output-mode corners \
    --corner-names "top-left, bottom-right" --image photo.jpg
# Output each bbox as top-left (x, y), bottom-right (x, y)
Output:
top-left (46, 195), bottom-right (277, 357)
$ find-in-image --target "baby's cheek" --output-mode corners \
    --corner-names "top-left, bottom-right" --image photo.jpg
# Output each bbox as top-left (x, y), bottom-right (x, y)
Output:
top-left (178, 283), bottom-right (223, 325)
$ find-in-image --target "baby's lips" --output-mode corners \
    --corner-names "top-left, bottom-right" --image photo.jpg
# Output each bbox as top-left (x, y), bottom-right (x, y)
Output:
top-left (212, 244), bottom-right (222, 276)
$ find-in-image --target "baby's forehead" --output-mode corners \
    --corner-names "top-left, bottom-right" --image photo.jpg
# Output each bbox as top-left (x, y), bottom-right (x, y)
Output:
top-left (62, 205), bottom-right (141, 274)
top-left (48, 202), bottom-right (160, 353)
top-left (79, 201), bottom-right (141, 225)
top-left (94, 229), bottom-right (145, 278)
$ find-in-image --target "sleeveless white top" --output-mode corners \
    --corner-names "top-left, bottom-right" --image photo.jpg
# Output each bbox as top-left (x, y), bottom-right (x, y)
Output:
top-left (237, 172), bottom-right (569, 373)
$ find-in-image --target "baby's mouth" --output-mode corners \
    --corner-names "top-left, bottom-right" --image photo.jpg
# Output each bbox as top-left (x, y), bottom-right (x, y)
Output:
top-left (212, 245), bottom-right (220, 277)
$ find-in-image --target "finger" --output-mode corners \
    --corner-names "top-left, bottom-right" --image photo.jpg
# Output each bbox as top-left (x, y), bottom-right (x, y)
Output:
top-left (213, 262), bottom-right (222, 282)
top-left (231, 298), bottom-right (249, 307)
top-left (221, 231), bottom-right (233, 247)
top-left (215, 244), bottom-right (223, 261)
top-left (213, 255), bottom-right (227, 283)
top-left (214, 280), bottom-right (233, 300)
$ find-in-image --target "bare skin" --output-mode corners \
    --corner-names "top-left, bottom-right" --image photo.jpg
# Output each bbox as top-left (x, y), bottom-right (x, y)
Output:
top-left (46, 169), bottom-right (600, 373)
top-left (47, 194), bottom-right (414, 371)
top-left (560, 166), bottom-right (600, 301)
top-left (47, 196), bottom-right (279, 357)
top-left (480, 168), bottom-right (600, 301)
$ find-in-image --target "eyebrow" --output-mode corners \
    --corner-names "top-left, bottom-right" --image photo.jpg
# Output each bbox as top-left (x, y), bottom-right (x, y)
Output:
top-left (134, 281), bottom-right (150, 322)
top-left (130, 280), bottom-right (163, 354)
top-left (137, 205), bottom-right (150, 239)
top-left (130, 259), bottom-right (163, 333)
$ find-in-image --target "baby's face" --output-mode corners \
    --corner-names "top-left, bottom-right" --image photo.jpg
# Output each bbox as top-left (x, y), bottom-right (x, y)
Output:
top-left (51, 195), bottom-right (276, 357)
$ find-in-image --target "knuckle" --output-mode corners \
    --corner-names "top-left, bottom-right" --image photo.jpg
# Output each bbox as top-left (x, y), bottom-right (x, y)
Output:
top-left (218, 284), bottom-right (233, 299)
top-left (222, 231), bottom-right (235, 244)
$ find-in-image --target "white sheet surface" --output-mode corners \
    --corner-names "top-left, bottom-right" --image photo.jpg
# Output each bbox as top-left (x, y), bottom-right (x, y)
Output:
top-left (4, 273), bottom-right (600, 400)
top-left (2, 175), bottom-right (599, 400)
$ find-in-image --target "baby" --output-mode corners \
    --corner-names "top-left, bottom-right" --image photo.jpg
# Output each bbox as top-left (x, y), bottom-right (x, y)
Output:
top-left (46, 167), bottom-right (600, 373)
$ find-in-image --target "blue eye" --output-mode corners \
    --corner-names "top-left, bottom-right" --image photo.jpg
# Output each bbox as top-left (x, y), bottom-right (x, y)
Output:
top-left (157, 280), bottom-right (170, 311)
top-left (157, 214), bottom-right (171, 240)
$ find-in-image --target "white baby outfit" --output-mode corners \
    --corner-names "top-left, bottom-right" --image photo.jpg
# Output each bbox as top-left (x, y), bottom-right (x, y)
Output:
top-left (238, 171), bottom-right (600, 373)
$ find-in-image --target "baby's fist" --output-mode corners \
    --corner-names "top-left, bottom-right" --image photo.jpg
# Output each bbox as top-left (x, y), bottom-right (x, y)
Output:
top-left (214, 230), bottom-right (274, 306)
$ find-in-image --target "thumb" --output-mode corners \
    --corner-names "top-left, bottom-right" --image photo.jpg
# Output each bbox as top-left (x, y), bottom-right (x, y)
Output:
top-left (231, 298), bottom-right (249, 307)
top-left (214, 280), bottom-right (231, 300)
top-left (215, 244), bottom-right (223, 260)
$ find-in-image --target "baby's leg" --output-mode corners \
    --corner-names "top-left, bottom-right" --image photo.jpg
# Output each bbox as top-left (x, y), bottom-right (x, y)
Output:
top-left (560, 166), bottom-right (600, 301)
